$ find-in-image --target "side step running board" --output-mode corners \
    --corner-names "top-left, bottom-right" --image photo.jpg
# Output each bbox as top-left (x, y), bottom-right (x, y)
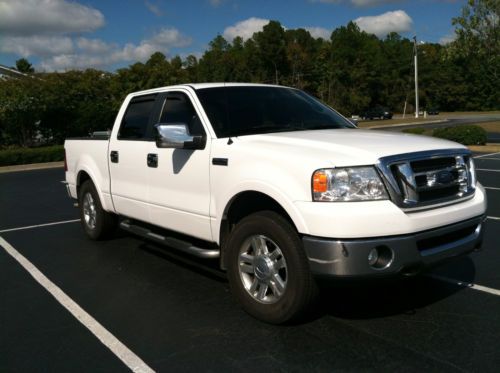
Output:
top-left (119, 220), bottom-right (220, 259)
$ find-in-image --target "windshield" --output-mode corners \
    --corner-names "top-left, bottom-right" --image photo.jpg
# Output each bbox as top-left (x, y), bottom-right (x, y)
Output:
top-left (195, 86), bottom-right (355, 138)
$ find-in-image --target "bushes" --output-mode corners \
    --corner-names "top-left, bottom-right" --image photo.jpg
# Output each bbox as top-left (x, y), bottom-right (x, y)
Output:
top-left (402, 125), bottom-right (487, 145)
top-left (432, 125), bottom-right (487, 145)
top-left (403, 128), bottom-right (426, 135)
top-left (0, 145), bottom-right (64, 166)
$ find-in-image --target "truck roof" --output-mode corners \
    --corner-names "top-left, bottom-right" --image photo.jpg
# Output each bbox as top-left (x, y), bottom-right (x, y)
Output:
top-left (128, 82), bottom-right (287, 97)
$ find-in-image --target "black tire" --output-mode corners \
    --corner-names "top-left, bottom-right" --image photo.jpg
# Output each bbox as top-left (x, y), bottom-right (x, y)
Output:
top-left (78, 180), bottom-right (117, 240)
top-left (226, 211), bottom-right (317, 324)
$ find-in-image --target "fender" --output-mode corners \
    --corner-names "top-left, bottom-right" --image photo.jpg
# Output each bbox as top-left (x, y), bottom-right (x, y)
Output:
top-left (211, 180), bottom-right (310, 245)
top-left (76, 156), bottom-right (115, 213)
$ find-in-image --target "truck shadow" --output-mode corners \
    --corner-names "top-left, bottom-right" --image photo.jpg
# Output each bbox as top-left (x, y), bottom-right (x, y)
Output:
top-left (139, 242), bottom-right (227, 283)
top-left (316, 256), bottom-right (476, 320)
top-left (132, 234), bottom-right (477, 324)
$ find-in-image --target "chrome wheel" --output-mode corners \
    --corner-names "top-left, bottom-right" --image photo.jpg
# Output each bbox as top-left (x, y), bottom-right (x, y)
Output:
top-left (238, 235), bottom-right (288, 304)
top-left (82, 192), bottom-right (97, 229)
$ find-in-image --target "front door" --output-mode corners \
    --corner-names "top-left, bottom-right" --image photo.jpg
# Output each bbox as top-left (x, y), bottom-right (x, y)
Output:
top-left (146, 90), bottom-right (212, 241)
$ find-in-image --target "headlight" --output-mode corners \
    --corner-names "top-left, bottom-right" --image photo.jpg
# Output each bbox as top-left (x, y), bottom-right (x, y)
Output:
top-left (312, 167), bottom-right (389, 202)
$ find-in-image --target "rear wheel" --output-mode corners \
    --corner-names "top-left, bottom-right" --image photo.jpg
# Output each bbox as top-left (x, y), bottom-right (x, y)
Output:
top-left (78, 180), bottom-right (117, 240)
top-left (226, 211), bottom-right (317, 324)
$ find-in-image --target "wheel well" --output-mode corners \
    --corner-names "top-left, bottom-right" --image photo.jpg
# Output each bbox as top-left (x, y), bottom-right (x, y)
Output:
top-left (76, 171), bottom-right (91, 197)
top-left (219, 191), bottom-right (296, 269)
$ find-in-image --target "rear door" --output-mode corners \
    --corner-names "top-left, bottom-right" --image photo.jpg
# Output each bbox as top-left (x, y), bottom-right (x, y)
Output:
top-left (108, 94), bottom-right (157, 222)
top-left (146, 89), bottom-right (213, 241)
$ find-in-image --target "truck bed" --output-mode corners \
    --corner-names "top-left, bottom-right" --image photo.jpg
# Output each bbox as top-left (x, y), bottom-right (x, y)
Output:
top-left (64, 138), bottom-right (112, 210)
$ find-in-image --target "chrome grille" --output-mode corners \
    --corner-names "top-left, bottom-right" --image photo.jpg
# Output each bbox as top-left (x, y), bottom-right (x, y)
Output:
top-left (377, 149), bottom-right (476, 211)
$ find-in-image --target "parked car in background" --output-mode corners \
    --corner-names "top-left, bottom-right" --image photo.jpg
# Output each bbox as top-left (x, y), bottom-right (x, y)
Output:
top-left (361, 106), bottom-right (393, 120)
top-left (427, 107), bottom-right (440, 115)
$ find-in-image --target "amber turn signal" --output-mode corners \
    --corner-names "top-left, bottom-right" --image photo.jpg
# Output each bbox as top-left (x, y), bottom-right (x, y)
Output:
top-left (313, 170), bottom-right (328, 193)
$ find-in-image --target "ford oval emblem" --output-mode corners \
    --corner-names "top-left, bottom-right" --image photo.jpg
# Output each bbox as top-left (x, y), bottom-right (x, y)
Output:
top-left (436, 170), bottom-right (453, 184)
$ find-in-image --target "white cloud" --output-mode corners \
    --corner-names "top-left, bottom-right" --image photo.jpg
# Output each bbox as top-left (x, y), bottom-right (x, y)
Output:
top-left (0, 35), bottom-right (73, 57)
top-left (304, 27), bottom-right (332, 39)
top-left (350, 0), bottom-right (401, 7)
top-left (0, 0), bottom-right (104, 36)
top-left (354, 10), bottom-right (413, 37)
top-left (311, 0), bottom-right (402, 6)
top-left (439, 33), bottom-right (456, 45)
top-left (223, 17), bottom-right (270, 41)
top-left (209, 0), bottom-right (224, 7)
top-left (38, 28), bottom-right (193, 71)
top-left (39, 54), bottom-right (110, 71)
top-left (77, 38), bottom-right (112, 54)
top-left (144, 0), bottom-right (163, 16)
top-left (150, 28), bottom-right (192, 47)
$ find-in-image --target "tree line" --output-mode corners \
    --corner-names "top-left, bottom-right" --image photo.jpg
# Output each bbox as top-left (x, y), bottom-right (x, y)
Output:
top-left (0, 0), bottom-right (497, 147)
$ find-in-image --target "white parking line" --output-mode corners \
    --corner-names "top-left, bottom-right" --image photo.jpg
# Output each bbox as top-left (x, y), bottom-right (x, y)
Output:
top-left (0, 219), bottom-right (80, 233)
top-left (487, 216), bottom-right (500, 221)
top-left (476, 169), bottom-right (500, 172)
top-left (0, 236), bottom-right (155, 373)
top-left (428, 274), bottom-right (500, 297)
top-left (476, 158), bottom-right (500, 161)
top-left (474, 152), bottom-right (500, 159)
top-left (485, 187), bottom-right (500, 191)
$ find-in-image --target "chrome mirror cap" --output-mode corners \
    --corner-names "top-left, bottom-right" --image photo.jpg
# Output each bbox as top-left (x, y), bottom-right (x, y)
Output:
top-left (154, 123), bottom-right (205, 149)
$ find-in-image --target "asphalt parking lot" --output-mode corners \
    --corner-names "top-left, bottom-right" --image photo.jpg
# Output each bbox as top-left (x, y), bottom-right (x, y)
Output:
top-left (1, 153), bottom-right (500, 372)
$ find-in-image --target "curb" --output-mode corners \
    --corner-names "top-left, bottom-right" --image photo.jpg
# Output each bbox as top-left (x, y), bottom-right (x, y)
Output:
top-left (0, 161), bottom-right (64, 174)
top-left (468, 144), bottom-right (500, 154)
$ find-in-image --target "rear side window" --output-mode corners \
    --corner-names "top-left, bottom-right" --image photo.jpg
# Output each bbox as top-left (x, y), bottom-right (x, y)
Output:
top-left (118, 94), bottom-right (157, 140)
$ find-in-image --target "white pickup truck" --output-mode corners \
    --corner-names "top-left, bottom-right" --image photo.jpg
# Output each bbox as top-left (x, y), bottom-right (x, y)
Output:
top-left (65, 83), bottom-right (487, 323)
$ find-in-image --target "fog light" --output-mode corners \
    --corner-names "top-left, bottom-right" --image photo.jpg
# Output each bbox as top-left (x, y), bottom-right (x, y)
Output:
top-left (368, 248), bottom-right (379, 266)
top-left (368, 245), bottom-right (394, 270)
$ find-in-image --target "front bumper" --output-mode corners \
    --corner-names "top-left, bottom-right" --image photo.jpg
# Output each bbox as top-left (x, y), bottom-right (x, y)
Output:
top-left (303, 215), bottom-right (485, 278)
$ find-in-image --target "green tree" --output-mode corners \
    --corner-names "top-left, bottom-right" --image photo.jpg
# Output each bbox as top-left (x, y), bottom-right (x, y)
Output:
top-left (0, 78), bottom-right (45, 146)
top-left (285, 28), bottom-right (319, 89)
top-left (329, 22), bottom-right (381, 115)
top-left (15, 58), bottom-right (35, 73)
top-left (198, 35), bottom-right (232, 82)
top-left (449, 0), bottom-right (499, 109)
top-left (253, 21), bottom-right (288, 84)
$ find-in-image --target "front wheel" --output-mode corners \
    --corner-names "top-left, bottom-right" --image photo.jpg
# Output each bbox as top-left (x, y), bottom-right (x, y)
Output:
top-left (78, 180), bottom-right (117, 240)
top-left (226, 211), bottom-right (317, 324)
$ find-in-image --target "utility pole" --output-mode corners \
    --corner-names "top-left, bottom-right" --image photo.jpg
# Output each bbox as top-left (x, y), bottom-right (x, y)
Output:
top-left (413, 36), bottom-right (419, 119)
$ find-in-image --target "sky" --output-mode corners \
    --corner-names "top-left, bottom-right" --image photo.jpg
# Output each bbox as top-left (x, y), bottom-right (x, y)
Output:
top-left (0, 0), bottom-right (465, 72)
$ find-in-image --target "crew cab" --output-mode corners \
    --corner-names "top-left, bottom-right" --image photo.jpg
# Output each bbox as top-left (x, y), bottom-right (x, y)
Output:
top-left (64, 83), bottom-right (487, 323)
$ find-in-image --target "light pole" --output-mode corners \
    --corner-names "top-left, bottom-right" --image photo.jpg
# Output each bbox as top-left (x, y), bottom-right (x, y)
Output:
top-left (413, 36), bottom-right (419, 119)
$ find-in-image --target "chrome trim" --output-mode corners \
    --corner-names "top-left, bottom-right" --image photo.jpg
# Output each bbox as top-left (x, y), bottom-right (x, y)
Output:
top-left (303, 215), bottom-right (485, 277)
top-left (400, 193), bottom-right (475, 212)
top-left (376, 148), bottom-right (476, 211)
top-left (394, 163), bottom-right (418, 203)
top-left (419, 221), bottom-right (482, 257)
top-left (62, 181), bottom-right (72, 198)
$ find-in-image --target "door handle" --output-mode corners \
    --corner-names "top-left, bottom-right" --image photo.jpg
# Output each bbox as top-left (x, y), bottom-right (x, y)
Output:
top-left (147, 153), bottom-right (158, 168)
top-left (110, 150), bottom-right (119, 163)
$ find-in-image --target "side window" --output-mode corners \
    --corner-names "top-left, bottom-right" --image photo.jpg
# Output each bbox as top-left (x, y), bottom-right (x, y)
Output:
top-left (159, 92), bottom-right (205, 136)
top-left (118, 94), bottom-right (157, 140)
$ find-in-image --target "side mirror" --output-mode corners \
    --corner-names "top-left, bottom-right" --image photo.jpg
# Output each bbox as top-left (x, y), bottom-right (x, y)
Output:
top-left (154, 123), bottom-right (206, 150)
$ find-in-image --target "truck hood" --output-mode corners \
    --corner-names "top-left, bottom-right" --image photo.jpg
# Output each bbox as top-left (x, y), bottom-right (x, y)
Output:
top-left (235, 129), bottom-right (465, 167)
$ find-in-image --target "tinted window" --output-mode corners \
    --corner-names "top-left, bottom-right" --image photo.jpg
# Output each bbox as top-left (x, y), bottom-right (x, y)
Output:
top-left (158, 92), bottom-right (205, 136)
top-left (196, 86), bottom-right (354, 138)
top-left (118, 95), bottom-right (156, 140)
